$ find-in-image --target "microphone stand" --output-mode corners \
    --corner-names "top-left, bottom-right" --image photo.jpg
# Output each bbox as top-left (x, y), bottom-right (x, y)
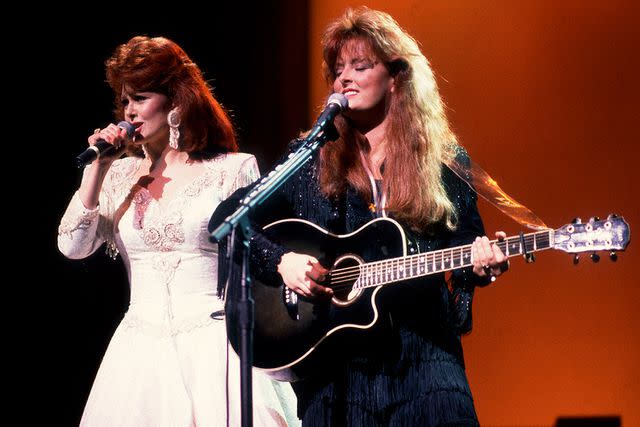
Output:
top-left (210, 124), bottom-right (339, 427)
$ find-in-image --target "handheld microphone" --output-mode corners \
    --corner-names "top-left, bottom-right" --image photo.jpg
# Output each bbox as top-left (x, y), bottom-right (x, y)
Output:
top-left (75, 121), bottom-right (136, 168)
top-left (303, 93), bottom-right (348, 144)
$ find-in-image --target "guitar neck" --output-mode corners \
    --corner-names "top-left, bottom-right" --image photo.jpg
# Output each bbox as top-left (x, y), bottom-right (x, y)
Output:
top-left (355, 229), bottom-right (553, 288)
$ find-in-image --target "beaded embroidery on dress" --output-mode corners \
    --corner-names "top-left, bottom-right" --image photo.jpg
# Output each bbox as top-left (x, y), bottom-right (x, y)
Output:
top-left (58, 153), bottom-right (299, 427)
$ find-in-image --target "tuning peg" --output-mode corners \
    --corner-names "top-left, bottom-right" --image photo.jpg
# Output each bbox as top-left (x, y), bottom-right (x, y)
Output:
top-left (591, 252), bottom-right (600, 263)
top-left (610, 251), bottom-right (618, 262)
top-left (608, 213), bottom-right (619, 219)
top-left (589, 216), bottom-right (600, 223)
top-left (573, 254), bottom-right (580, 265)
top-left (572, 217), bottom-right (582, 224)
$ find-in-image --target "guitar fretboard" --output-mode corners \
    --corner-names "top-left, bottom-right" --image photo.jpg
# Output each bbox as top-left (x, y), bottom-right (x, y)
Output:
top-left (350, 229), bottom-right (553, 289)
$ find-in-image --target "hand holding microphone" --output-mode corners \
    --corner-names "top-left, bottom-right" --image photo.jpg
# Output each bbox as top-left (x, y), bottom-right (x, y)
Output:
top-left (76, 121), bottom-right (136, 168)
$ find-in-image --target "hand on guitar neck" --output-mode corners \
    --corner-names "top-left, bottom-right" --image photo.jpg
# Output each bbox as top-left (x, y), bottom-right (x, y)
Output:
top-left (471, 231), bottom-right (510, 284)
top-left (278, 230), bottom-right (510, 299)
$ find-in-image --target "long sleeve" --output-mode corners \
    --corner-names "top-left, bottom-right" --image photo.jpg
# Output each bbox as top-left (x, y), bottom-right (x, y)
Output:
top-left (444, 148), bottom-right (491, 333)
top-left (211, 184), bottom-right (293, 297)
top-left (57, 158), bottom-right (140, 260)
top-left (210, 141), bottom-right (315, 295)
top-left (57, 191), bottom-right (108, 259)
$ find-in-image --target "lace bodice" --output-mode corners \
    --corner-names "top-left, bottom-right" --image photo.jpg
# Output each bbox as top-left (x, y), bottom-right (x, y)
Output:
top-left (58, 153), bottom-right (259, 326)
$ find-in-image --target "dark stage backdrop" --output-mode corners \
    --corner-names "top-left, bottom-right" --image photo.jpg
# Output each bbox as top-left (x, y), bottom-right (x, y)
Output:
top-left (34, 3), bottom-right (308, 425)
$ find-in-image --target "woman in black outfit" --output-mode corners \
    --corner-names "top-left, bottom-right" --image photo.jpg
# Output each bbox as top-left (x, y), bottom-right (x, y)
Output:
top-left (212, 7), bottom-right (509, 426)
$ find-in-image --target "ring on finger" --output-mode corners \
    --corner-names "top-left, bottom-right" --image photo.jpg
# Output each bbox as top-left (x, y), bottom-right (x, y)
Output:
top-left (483, 265), bottom-right (497, 282)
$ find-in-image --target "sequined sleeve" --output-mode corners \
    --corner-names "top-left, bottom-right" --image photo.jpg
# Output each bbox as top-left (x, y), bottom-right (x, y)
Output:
top-left (224, 153), bottom-right (288, 284)
top-left (212, 144), bottom-right (304, 296)
top-left (247, 141), bottom-right (316, 285)
top-left (444, 147), bottom-right (491, 333)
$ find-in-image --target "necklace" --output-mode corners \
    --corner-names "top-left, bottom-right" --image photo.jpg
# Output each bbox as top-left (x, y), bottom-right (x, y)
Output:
top-left (359, 151), bottom-right (387, 217)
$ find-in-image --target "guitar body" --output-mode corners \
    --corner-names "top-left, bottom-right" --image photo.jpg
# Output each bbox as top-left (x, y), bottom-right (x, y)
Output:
top-left (223, 213), bottom-right (630, 381)
top-left (224, 217), bottom-right (408, 381)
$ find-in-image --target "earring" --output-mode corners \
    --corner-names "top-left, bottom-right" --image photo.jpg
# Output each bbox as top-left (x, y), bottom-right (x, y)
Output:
top-left (167, 108), bottom-right (181, 150)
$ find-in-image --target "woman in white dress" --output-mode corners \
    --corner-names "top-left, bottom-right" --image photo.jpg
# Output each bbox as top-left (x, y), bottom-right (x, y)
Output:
top-left (58, 36), bottom-right (300, 427)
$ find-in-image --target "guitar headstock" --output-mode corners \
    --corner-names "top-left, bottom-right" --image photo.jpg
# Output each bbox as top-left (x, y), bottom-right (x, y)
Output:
top-left (553, 214), bottom-right (630, 254)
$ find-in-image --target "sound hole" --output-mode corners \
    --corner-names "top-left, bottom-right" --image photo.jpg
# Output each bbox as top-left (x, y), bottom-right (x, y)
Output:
top-left (331, 256), bottom-right (361, 304)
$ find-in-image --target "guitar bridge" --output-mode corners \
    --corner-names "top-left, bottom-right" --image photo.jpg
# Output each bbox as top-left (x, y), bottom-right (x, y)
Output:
top-left (283, 287), bottom-right (299, 320)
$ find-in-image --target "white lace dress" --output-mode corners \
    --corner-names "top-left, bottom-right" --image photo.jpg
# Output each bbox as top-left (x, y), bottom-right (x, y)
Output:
top-left (58, 153), bottom-right (300, 427)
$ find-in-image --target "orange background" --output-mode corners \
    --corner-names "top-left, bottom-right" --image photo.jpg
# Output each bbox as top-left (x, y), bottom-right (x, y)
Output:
top-left (309, 1), bottom-right (639, 426)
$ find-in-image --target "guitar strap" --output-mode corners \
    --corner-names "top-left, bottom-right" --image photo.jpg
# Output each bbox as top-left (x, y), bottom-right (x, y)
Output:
top-left (446, 156), bottom-right (548, 231)
top-left (359, 147), bottom-right (547, 231)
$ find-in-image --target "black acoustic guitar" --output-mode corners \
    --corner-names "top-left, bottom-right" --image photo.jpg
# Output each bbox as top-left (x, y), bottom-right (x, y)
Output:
top-left (224, 215), bottom-right (630, 381)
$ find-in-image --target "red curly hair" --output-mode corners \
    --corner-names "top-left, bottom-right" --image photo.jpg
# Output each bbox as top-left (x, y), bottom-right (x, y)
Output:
top-left (106, 36), bottom-right (237, 158)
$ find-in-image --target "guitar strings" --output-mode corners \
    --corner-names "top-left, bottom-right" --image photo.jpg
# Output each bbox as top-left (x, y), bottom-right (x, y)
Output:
top-left (323, 234), bottom-right (542, 292)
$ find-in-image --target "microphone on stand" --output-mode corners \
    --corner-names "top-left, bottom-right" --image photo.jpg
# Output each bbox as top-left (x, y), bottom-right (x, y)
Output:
top-left (75, 121), bottom-right (136, 168)
top-left (302, 93), bottom-right (348, 145)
